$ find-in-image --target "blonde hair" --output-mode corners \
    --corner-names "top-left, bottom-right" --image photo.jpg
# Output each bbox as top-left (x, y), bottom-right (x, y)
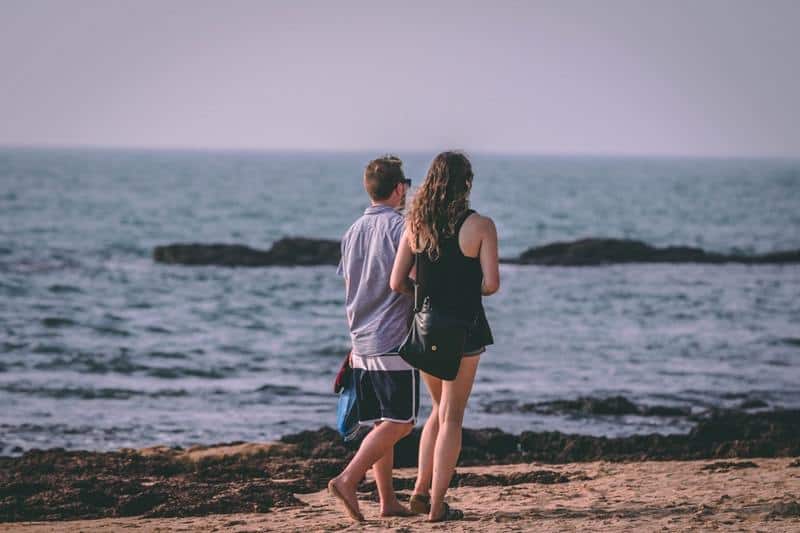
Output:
top-left (406, 151), bottom-right (473, 261)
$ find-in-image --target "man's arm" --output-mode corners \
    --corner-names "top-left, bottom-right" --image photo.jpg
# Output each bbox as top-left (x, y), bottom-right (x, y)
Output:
top-left (336, 234), bottom-right (351, 300)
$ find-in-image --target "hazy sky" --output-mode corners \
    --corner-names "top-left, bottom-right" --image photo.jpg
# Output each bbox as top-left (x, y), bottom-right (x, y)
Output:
top-left (1, 0), bottom-right (798, 156)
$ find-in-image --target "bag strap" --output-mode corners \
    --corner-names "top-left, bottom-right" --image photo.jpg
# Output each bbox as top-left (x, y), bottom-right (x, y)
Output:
top-left (413, 251), bottom-right (421, 313)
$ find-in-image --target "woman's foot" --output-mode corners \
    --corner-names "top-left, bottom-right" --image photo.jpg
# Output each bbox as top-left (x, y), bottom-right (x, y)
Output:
top-left (409, 493), bottom-right (431, 514)
top-left (327, 476), bottom-right (364, 522)
top-left (428, 502), bottom-right (464, 522)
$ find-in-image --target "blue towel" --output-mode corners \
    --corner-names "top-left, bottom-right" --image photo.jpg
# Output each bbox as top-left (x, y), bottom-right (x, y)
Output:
top-left (336, 367), bottom-right (363, 441)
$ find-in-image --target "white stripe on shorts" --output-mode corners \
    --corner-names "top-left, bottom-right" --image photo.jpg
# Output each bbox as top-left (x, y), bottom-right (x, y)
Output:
top-left (350, 352), bottom-right (413, 372)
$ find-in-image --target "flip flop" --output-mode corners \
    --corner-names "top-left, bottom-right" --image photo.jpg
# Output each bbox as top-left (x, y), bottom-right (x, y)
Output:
top-left (409, 493), bottom-right (431, 514)
top-left (327, 479), bottom-right (365, 522)
top-left (428, 502), bottom-right (464, 522)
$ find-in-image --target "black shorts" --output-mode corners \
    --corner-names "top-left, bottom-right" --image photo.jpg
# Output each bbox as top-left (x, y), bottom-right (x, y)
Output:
top-left (351, 349), bottom-right (420, 425)
top-left (463, 308), bottom-right (494, 357)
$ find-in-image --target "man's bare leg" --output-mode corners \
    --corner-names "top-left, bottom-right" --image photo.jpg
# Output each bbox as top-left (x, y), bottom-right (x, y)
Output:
top-left (329, 421), bottom-right (412, 521)
top-left (373, 442), bottom-right (414, 516)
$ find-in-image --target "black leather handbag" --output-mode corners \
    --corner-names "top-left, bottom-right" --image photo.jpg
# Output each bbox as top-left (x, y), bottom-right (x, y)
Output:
top-left (398, 254), bottom-right (475, 380)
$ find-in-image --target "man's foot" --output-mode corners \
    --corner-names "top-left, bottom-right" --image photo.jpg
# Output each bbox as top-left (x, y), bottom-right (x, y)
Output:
top-left (327, 477), bottom-right (364, 522)
top-left (380, 500), bottom-right (415, 517)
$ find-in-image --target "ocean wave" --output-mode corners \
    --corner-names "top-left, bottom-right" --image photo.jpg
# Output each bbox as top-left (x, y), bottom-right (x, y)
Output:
top-left (0, 382), bottom-right (188, 400)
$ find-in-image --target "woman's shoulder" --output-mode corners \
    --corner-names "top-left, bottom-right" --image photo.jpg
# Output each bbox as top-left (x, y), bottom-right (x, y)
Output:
top-left (462, 211), bottom-right (496, 234)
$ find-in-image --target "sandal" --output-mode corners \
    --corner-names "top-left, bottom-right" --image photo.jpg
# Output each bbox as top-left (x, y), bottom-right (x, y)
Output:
top-left (409, 493), bottom-right (430, 514)
top-left (428, 502), bottom-right (464, 522)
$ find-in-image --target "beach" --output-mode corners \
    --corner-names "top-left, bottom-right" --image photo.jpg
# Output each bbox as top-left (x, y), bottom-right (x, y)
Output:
top-left (3, 456), bottom-right (799, 532)
top-left (1, 409), bottom-right (799, 531)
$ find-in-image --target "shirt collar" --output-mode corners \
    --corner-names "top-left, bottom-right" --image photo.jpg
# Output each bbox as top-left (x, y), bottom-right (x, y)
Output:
top-left (364, 204), bottom-right (397, 215)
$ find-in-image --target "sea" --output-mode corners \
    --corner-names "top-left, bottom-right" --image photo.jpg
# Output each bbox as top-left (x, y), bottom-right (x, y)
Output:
top-left (1, 147), bottom-right (799, 455)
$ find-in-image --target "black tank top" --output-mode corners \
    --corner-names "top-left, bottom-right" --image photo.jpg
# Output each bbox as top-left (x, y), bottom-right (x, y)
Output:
top-left (416, 209), bottom-right (483, 321)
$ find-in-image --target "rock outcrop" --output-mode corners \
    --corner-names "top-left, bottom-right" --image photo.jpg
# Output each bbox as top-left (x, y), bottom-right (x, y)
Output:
top-left (153, 238), bottom-right (340, 267)
top-left (153, 237), bottom-right (800, 267)
top-left (505, 238), bottom-right (800, 266)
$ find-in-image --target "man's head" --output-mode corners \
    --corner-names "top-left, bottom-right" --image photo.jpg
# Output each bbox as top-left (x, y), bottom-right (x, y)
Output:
top-left (363, 155), bottom-right (411, 209)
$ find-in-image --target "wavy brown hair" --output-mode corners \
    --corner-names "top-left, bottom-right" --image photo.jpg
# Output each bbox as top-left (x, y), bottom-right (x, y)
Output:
top-left (407, 151), bottom-right (474, 261)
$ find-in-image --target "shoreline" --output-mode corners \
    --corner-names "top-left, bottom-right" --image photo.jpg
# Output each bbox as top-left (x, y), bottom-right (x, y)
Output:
top-left (1, 409), bottom-right (798, 525)
top-left (3, 458), bottom-right (799, 531)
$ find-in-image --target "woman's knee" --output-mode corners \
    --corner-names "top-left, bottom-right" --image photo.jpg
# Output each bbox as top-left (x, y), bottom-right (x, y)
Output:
top-left (437, 402), bottom-right (466, 427)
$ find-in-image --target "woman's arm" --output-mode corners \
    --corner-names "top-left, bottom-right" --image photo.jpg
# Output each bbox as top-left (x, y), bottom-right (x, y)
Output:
top-left (390, 228), bottom-right (415, 295)
top-left (478, 217), bottom-right (500, 295)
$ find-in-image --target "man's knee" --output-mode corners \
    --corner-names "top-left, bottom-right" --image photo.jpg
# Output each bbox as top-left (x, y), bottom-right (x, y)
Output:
top-left (400, 421), bottom-right (414, 437)
top-left (388, 421), bottom-right (413, 438)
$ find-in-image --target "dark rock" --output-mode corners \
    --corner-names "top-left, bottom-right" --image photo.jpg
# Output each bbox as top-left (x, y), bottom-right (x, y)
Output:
top-left (505, 238), bottom-right (800, 266)
top-left (278, 426), bottom-right (351, 458)
top-left (483, 399), bottom-right (521, 414)
top-left (767, 500), bottom-right (800, 519)
top-left (516, 395), bottom-right (689, 417)
top-left (738, 399), bottom-right (768, 409)
top-left (462, 428), bottom-right (521, 463)
top-left (265, 238), bottom-right (340, 266)
top-left (700, 461), bottom-right (758, 472)
top-left (153, 237), bottom-right (340, 267)
top-left (117, 489), bottom-right (168, 516)
top-left (154, 236), bottom-right (800, 267)
top-left (561, 396), bottom-right (639, 415)
top-left (153, 243), bottom-right (271, 266)
top-left (789, 459), bottom-right (800, 468)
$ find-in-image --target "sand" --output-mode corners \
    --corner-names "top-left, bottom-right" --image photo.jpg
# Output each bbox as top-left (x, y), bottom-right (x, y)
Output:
top-left (3, 457), bottom-right (798, 532)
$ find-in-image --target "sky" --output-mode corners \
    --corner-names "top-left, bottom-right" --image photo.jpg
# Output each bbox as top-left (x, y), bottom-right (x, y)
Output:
top-left (1, 0), bottom-right (799, 157)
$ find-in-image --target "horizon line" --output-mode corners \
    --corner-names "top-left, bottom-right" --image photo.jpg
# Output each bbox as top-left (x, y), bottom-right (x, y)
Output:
top-left (1, 142), bottom-right (799, 162)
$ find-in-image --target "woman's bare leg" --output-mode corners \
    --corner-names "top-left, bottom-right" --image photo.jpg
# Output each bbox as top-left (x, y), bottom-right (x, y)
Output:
top-left (428, 356), bottom-right (480, 520)
top-left (413, 372), bottom-right (442, 497)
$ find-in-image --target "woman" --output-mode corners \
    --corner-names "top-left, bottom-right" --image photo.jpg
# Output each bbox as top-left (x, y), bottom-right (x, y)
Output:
top-left (390, 151), bottom-right (499, 522)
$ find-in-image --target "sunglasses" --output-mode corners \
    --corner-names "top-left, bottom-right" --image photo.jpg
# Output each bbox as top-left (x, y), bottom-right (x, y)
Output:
top-left (399, 178), bottom-right (412, 187)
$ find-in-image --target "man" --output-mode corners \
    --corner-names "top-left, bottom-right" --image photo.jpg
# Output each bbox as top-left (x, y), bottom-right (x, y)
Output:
top-left (328, 155), bottom-right (418, 522)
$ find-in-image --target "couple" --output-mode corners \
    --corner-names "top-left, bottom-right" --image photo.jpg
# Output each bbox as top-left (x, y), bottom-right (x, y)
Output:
top-left (328, 151), bottom-right (500, 522)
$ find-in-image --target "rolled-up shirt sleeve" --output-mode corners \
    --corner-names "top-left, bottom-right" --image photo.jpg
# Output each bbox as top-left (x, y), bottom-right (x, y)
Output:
top-left (336, 235), bottom-right (347, 278)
